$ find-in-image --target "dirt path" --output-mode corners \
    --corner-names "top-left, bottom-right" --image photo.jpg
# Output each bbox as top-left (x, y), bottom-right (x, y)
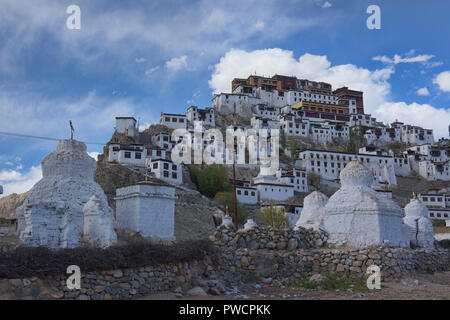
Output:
top-left (142, 271), bottom-right (450, 300)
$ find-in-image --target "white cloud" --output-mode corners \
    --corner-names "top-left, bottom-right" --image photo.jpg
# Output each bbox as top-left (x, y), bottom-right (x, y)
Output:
top-left (209, 48), bottom-right (450, 138)
top-left (0, 166), bottom-right (42, 197)
top-left (373, 53), bottom-right (437, 66)
top-left (253, 20), bottom-right (265, 30)
top-left (0, 170), bottom-right (22, 181)
top-left (434, 71), bottom-right (450, 92)
top-left (145, 66), bottom-right (160, 76)
top-left (0, 0), bottom-right (336, 76)
top-left (165, 56), bottom-right (188, 71)
top-left (322, 1), bottom-right (332, 8)
top-left (88, 152), bottom-right (100, 161)
top-left (416, 87), bottom-right (430, 96)
top-left (135, 57), bottom-right (146, 63)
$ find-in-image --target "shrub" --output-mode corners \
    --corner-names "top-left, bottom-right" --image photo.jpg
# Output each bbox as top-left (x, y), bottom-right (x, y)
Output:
top-left (214, 191), bottom-right (248, 225)
top-left (307, 171), bottom-right (321, 190)
top-left (0, 239), bottom-right (216, 279)
top-left (290, 273), bottom-right (368, 292)
top-left (189, 165), bottom-right (232, 198)
top-left (259, 203), bottom-right (289, 229)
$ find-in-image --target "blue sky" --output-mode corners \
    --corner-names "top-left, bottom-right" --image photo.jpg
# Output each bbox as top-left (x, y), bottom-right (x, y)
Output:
top-left (1, 0), bottom-right (450, 196)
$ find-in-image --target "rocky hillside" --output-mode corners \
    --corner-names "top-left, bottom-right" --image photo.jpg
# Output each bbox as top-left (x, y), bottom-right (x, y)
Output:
top-left (0, 192), bottom-right (28, 221)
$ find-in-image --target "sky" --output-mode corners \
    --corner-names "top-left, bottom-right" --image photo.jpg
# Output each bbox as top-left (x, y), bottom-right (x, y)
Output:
top-left (0, 0), bottom-right (450, 196)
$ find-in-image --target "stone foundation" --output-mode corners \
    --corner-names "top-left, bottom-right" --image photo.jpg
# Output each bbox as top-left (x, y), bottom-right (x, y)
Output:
top-left (0, 227), bottom-right (448, 299)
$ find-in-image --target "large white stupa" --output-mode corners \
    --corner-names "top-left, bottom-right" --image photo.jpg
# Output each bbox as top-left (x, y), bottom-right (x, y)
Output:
top-left (16, 139), bottom-right (117, 248)
top-left (322, 160), bottom-right (410, 248)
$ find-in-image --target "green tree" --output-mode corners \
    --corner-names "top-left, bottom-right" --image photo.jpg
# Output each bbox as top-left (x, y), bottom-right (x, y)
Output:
top-left (307, 171), bottom-right (321, 190)
top-left (259, 203), bottom-right (289, 229)
top-left (280, 130), bottom-right (287, 150)
top-left (289, 136), bottom-right (298, 164)
top-left (214, 191), bottom-right (248, 225)
top-left (191, 165), bottom-right (232, 198)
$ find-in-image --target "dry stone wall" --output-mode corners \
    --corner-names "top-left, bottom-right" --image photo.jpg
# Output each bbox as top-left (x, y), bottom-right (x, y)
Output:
top-left (0, 226), bottom-right (448, 300)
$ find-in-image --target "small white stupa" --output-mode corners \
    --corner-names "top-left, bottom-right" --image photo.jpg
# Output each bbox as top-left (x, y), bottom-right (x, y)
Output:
top-left (322, 160), bottom-right (409, 248)
top-left (294, 191), bottom-right (329, 231)
top-left (403, 196), bottom-right (435, 248)
top-left (16, 139), bottom-right (117, 248)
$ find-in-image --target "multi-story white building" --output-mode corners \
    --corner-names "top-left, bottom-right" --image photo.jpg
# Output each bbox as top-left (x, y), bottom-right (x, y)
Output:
top-left (252, 105), bottom-right (280, 120)
top-left (152, 132), bottom-right (173, 151)
top-left (186, 106), bottom-right (215, 127)
top-left (419, 192), bottom-right (450, 226)
top-left (108, 143), bottom-right (147, 166)
top-left (296, 149), bottom-right (397, 185)
top-left (234, 180), bottom-right (258, 205)
top-left (115, 117), bottom-right (138, 138)
top-left (359, 147), bottom-right (411, 176)
top-left (148, 159), bottom-right (183, 185)
top-left (404, 143), bottom-right (450, 181)
top-left (276, 168), bottom-right (308, 192)
top-left (418, 160), bottom-right (450, 181)
top-left (251, 116), bottom-right (280, 130)
top-left (160, 113), bottom-right (187, 130)
top-left (400, 124), bottom-right (434, 145)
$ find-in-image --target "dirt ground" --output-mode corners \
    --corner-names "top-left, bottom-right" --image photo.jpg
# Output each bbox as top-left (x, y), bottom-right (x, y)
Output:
top-left (143, 271), bottom-right (450, 300)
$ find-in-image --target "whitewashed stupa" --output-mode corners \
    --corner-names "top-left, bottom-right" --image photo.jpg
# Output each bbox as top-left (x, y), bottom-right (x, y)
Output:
top-left (403, 197), bottom-right (435, 248)
top-left (322, 160), bottom-right (409, 248)
top-left (294, 191), bottom-right (329, 231)
top-left (16, 139), bottom-right (117, 248)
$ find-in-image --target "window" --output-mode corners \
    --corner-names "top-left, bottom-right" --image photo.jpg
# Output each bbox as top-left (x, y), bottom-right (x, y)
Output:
top-left (237, 190), bottom-right (242, 195)
top-left (163, 171), bottom-right (169, 177)
top-left (156, 150), bottom-right (161, 157)
top-left (153, 162), bottom-right (158, 169)
top-left (172, 117), bottom-right (177, 122)
top-left (244, 191), bottom-right (248, 196)
top-left (172, 165), bottom-right (177, 171)
top-left (164, 163), bottom-right (169, 170)
top-left (124, 152), bottom-right (131, 159)
top-left (135, 152), bottom-right (141, 159)
top-left (172, 173), bottom-right (177, 179)
top-left (251, 191), bottom-right (255, 196)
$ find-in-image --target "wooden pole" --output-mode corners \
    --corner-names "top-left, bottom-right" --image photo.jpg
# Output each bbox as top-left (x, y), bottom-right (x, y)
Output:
top-left (232, 151), bottom-right (238, 231)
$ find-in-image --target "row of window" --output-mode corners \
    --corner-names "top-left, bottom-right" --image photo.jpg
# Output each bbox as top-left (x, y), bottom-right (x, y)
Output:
top-left (164, 117), bottom-right (185, 123)
top-left (237, 190), bottom-right (256, 196)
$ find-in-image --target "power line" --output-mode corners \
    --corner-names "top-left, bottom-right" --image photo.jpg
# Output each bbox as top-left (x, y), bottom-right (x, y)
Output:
top-left (0, 131), bottom-right (106, 145)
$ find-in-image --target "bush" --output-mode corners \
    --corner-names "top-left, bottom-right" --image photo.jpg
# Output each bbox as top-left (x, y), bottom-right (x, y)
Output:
top-left (214, 191), bottom-right (248, 225)
top-left (259, 203), bottom-right (289, 229)
top-left (433, 219), bottom-right (445, 227)
top-left (307, 171), bottom-right (321, 190)
top-left (189, 165), bottom-right (232, 198)
top-left (290, 273), bottom-right (368, 291)
top-left (0, 239), bottom-right (216, 279)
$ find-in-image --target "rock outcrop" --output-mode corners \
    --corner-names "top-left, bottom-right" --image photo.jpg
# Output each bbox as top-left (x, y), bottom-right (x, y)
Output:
top-left (0, 192), bottom-right (28, 221)
top-left (322, 160), bottom-right (410, 248)
top-left (403, 198), bottom-right (435, 248)
top-left (16, 139), bottom-right (117, 248)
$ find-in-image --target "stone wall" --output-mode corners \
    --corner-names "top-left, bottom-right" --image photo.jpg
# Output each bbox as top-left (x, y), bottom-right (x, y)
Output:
top-left (209, 225), bottom-right (328, 250)
top-left (0, 226), bottom-right (448, 300)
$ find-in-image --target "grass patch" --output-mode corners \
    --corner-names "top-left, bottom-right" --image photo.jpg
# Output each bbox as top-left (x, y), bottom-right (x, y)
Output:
top-left (290, 273), bottom-right (368, 292)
